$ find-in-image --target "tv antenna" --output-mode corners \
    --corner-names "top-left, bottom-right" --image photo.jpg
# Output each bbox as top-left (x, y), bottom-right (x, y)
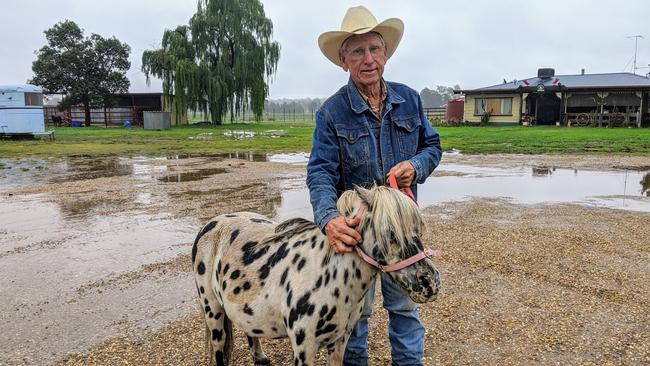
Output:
top-left (626, 35), bottom-right (644, 74)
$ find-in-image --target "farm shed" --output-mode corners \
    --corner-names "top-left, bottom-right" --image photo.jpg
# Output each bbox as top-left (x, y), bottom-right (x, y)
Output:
top-left (0, 84), bottom-right (46, 136)
top-left (458, 69), bottom-right (650, 127)
top-left (44, 93), bottom-right (186, 127)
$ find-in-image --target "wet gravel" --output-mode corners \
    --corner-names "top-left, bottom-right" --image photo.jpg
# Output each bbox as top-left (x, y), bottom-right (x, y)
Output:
top-left (1, 154), bottom-right (649, 365)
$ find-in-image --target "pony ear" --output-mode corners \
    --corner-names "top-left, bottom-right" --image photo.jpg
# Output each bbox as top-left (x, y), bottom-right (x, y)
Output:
top-left (354, 186), bottom-right (374, 206)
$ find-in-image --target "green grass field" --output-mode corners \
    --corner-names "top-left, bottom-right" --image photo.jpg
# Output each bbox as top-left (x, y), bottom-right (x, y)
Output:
top-left (441, 126), bottom-right (650, 154)
top-left (1, 123), bottom-right (649, 158)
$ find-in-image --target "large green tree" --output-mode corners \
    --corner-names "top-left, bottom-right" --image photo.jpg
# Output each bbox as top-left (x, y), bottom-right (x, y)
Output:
top-left (142, 0), bottom-right (280, 124)
top-left (31, 20), bottom-right (131, 126)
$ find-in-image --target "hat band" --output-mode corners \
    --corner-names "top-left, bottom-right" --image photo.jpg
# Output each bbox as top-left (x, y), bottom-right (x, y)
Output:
top-left (349, 26), bottom-right (373, 33)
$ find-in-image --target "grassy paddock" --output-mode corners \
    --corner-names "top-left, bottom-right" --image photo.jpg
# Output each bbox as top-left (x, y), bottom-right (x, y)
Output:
top-left (441, 126), bottom-right (650, 154)
top-left (1, 123), bottom-right (649, 158)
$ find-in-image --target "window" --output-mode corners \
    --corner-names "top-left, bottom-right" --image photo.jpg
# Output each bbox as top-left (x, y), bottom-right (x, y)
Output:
top-left (24, 92), bottom-right (43, 106)
top-left (474, 97), bottom-right (512, 116)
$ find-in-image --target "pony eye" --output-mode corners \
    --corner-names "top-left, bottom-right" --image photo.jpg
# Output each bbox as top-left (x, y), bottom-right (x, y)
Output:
top-left (412, 237), bottom-right (424, 250)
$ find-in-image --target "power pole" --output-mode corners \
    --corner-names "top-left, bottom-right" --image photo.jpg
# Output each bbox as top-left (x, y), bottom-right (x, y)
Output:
top-left (626, 35), bottom-right (644, 74)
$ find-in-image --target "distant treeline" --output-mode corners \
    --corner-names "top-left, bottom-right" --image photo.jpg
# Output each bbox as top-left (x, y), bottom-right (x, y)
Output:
top-left (420, 85), bottom-right (461, 109)
top-left (263, 85), bottom-right (460, 114)
top-left (264, 98), bottom-right (323, 115)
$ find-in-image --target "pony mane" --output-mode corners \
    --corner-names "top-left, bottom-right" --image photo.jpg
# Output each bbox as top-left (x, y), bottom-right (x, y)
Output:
top-left (264, 218), bottom-right (319, 245)
top-left (338, 185), bottom-right (423, 257)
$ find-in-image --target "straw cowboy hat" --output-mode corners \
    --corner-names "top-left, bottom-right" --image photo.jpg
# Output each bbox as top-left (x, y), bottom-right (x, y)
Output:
top-left (318, 6), bottom-right (404, 67)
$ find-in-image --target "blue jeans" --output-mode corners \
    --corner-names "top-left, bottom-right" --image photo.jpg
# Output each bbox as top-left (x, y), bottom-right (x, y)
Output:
top-left (343, 274), bottom-right (425, 366)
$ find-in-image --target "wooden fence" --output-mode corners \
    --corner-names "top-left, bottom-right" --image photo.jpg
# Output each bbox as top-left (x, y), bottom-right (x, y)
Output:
top-left (563, 111), bottom-right (642, 128)
top-left (424, 107), bottom-right (446, 122)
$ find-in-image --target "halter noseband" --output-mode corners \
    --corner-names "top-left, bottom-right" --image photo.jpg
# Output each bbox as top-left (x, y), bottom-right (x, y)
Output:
top-left (352, 205), bottom-right (441, 273)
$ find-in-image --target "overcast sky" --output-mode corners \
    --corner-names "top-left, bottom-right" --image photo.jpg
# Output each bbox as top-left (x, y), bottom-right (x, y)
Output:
top-left (1, 0), bottom-right (649, 99)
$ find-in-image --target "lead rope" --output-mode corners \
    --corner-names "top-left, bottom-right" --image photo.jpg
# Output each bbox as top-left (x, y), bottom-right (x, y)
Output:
top-left (387, 173), bottom-right (417, 205)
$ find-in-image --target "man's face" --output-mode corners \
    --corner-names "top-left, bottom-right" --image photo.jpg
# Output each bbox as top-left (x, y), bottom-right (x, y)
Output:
top-left (340, 33), bottom-right (387, 89)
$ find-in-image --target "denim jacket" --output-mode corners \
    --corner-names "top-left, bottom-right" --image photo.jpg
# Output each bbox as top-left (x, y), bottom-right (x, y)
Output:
top-left (307, 77), bottom-right (442, 230)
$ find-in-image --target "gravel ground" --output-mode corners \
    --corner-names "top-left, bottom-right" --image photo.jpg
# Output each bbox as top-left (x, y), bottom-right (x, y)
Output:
top-left (2, 154), bottom-right (649, 365)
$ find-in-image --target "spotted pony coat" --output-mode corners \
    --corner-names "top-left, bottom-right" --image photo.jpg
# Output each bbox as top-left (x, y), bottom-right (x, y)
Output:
top-left (192, 185), bottom-right (441, 366)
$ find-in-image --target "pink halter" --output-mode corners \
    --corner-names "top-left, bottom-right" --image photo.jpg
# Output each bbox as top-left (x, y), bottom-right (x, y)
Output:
top-left (352, 205), bottom-right (441, 273)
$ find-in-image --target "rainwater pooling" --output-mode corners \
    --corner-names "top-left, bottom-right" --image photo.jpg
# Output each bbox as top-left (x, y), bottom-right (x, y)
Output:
top-left (158, 167), bottom-right (228, 183)
top-left (271, 162), bottom-right (650, 221)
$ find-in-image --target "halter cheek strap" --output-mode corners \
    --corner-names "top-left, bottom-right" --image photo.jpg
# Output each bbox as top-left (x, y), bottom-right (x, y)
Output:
top-left (355, 246), bottom-right (441, 273)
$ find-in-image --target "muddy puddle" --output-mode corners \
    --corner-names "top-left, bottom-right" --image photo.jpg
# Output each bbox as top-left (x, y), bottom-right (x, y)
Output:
top-left (268, 161), bottom-right (650, 221)
top-left (221, 130), bottom-right (286, 139)
top-left (0, 194), bottom-right (198, 365)
top-left (0, 153), bottom-right (309, 364)
top-left (158, 167), bottom-right (228, 183)
top-left (0, 153), bottom-right (649, 365)
top-left (427, 164), bottom-right (650, 211)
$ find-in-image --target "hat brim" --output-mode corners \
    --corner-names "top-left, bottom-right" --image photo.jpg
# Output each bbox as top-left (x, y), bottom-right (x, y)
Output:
top-left (318, 18), bottom-right (404, 67)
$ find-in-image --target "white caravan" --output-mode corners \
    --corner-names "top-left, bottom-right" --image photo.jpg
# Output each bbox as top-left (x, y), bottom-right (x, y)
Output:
top-left (0, 84), bottom-right (45, 136)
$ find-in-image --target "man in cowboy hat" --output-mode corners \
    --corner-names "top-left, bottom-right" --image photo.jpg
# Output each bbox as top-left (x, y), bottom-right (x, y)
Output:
top-left (307, 5), bottom-right (442, 366)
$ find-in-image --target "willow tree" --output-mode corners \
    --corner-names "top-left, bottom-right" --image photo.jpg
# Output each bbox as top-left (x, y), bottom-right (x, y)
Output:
top-left (142, 0), bottom-right (280, 124)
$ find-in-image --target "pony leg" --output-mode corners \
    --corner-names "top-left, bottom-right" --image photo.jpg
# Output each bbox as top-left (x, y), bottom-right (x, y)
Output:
top-left (326, 334), bottom-right (351, 366)
top-left (246, 336), bottom-right (271, 365)
top-left (199, 292), bottom-right (233, 366)
top-left (195, 266), bottom-right (233, 365)
top-left (290, 334), bottom-right (317, 366)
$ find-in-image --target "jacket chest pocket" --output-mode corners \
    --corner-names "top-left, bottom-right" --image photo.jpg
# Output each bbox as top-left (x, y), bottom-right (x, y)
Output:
top-left (393, 116), bottom-right (421, 156)
top-left (334, 125), bottom-right (370, 169)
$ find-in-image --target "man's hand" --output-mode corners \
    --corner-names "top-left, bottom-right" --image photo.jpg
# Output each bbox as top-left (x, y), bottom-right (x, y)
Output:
top-left (324, 215), bottom-right (362, 253)
top-left (388, 160), bottom-right (416, 188)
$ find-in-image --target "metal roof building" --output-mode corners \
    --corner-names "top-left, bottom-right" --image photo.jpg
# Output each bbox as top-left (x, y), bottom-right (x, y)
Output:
top-left (459, 69), bottom-right (650, 127)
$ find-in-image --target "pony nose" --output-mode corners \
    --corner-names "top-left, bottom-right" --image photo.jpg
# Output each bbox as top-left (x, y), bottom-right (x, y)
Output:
top-left (416, 266), bottom-right (441, 292)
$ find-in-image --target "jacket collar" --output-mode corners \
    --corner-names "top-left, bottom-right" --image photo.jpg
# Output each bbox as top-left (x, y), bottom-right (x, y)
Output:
top-left (346, 77), bottom-right (405, 114)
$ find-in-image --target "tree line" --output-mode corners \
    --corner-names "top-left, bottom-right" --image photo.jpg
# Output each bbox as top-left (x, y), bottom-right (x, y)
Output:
top-left (264, 98), bottom-right (322, 115)
top-left (264, 85), bottom-right (463, 115)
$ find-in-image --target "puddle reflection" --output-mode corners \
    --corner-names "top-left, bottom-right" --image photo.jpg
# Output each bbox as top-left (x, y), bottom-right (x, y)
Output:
top-left (271, 165), bottom-right (650, 221)
top-left (422, 165), bottom-right (650, 211)
top-left (1, 153), bottom-right (298, 190)
top-left (50, 157), bottom-right (133, 182)
top-left (158, 168), bottom-right (228, 183)
top-left (58, 197), bottom-right (130, 218)
top-left (641, 172), bottom-right (650, 196)
top-left (222, 130), bottom-right (286, 139)
top-left (170, 183), bottom-right (283, 221)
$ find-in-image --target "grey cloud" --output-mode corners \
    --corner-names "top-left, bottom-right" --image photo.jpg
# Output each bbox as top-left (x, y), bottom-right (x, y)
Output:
top-left (1, 0), bottom-right (647, 99)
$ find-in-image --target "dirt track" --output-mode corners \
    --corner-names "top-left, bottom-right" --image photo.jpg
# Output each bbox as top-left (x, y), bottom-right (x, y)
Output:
top-left (1, 153), bottom-right (649, 365)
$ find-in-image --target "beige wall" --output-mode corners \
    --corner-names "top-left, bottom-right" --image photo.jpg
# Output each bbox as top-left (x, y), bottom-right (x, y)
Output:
top-left (464, 93), bottom-right (521, 124)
